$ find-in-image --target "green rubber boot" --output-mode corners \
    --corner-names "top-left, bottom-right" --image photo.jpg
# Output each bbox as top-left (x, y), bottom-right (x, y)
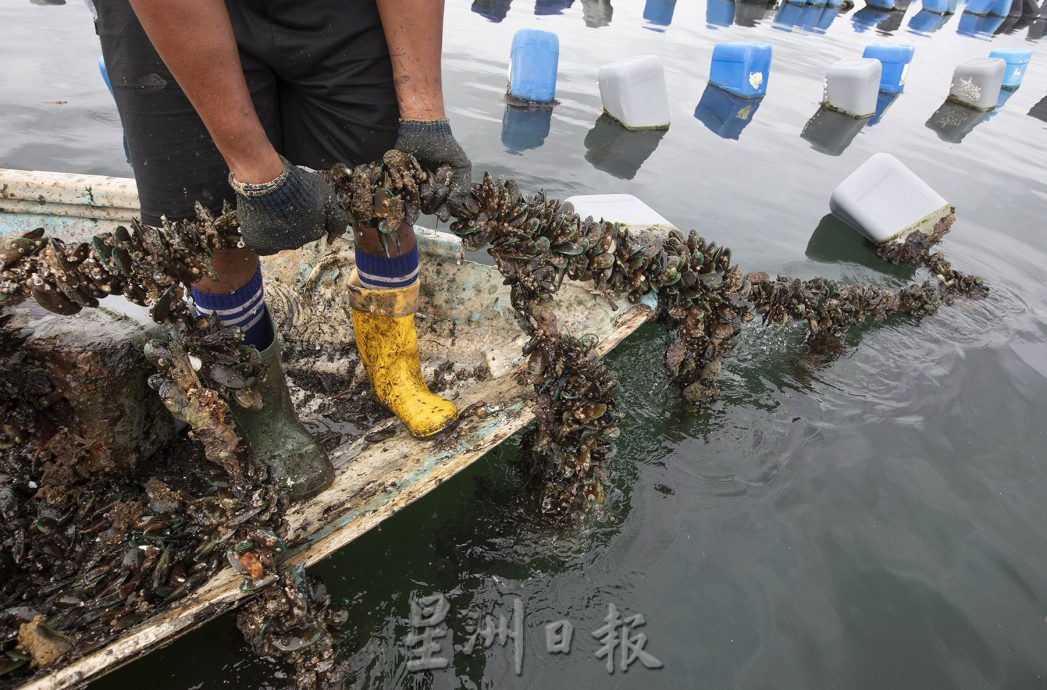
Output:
top-left (231, 316), bottom-right (334, 501)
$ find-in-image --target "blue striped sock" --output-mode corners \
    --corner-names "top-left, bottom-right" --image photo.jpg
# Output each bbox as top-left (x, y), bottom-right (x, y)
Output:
top-left (190, 261), bottom-right (274, 349)
top-left (355, 245), bottom-right (420, 290)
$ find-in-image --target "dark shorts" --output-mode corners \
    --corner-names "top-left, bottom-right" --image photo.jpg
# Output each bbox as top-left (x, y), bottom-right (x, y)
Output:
top-left (96, 0), bottom-right (399, 225)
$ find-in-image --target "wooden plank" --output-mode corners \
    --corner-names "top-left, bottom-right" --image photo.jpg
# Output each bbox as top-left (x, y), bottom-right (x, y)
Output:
top-left (20, 303), bottom-right (654, 690)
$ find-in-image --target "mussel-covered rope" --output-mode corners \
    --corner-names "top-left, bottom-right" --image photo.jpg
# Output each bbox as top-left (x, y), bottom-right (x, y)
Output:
top-left (0, 150), bottom-right (985, 686)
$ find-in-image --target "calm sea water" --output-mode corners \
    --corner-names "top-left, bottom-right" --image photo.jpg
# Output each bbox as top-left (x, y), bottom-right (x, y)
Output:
top-left (3, 1), bottom-right (1047, 688)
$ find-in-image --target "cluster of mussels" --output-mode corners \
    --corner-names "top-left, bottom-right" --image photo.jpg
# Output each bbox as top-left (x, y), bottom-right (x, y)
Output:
top-left (747, 211), bottom-right (986, 345)
top-left (0, 207), bottom-right (270, 450)
top-left (0, 312), bottom-right (61, 450)
top-left (0, 207), bottom-right (240, 323)
top-left (0, 213), bottom-right (323, 683)
top-left (237, 566), bottom-right (348, 690)
top-left (0, 150), bottom-right (987, 687)
top-left (1, 457), bottom-right (285, 672)
top-left (329, 153), bottom-right (985, 515)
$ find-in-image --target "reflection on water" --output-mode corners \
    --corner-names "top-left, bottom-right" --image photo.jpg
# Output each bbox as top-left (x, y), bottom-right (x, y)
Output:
top-left (852, 5), bottom-right (899, 32)
top-left (958, 10), bottom-right (1008, 36)
top-left (583, 113), bottom-right (666, 179)
top-left (805, 214), bottom-right (917, 278)
top-left (643, 0), bottom-right (677, 30)
top-left (694, 83), bottom-right (764, 140)
top-left (535, 0), bottom-right (574, 14)
top-left (707, 0), bottom-right (736, 27)
top-left (867, 90), bottom-right (900, 126)
top-left (801, 106), bottom-right (868, 155)
top-left (471, 0), bottom-right (512, 21)
top-left (925, 85), bottom-right (1015, 140)
top-left (468, 0), bottom-right (1043, 35)
top-left (501, 103), bottom-right (553, 152)
top-left (734, 0), bottom-right (775, 26)
top-left (774, 2), bottom-right (841, 31)
top-left (1030, 93), bottom-right (1047, 122)
top-left (1030, 10), bottom-right (1047, 38)
top-left (907, 8), bottom-right (954, 33)
top-left (982, 86), bottom-right (1017, 120)
top-left (581, 0), bottom-right (613, 27)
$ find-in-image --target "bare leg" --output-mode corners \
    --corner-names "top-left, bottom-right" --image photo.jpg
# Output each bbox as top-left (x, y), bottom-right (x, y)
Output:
top-left (352, 223), bottom-right (417, 258)
top-left (193, 248), bottom-right (260, 293)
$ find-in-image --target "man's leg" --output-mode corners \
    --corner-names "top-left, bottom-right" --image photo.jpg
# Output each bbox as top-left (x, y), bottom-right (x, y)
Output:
top-left (242, 0), bottom-right (456, 437)
top-left (96, 0), bottom-right (279, 348)
top-left (96, 1), bottom-right (334, 498)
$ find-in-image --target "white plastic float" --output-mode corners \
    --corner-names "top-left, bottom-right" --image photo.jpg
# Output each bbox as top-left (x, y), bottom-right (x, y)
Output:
top-left (949, 57), bottom-right (1006, 111)
top-left (597, 55), bottom-right (672, 130)
top-left (564, 193), bottom-right (673, 227)
top-left (823, 57), bottom-right (883, 118)
top-left (829, 152), bottom-right (950, 244)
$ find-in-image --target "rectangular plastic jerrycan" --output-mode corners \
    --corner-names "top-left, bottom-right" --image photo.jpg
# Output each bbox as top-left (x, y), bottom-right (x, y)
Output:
top-left (509, 29), bottom-right (560, 104)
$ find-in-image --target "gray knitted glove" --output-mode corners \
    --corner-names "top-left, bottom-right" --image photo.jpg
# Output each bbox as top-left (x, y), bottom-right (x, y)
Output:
top-left (394, 119), bottom-right (473, 220)
top-left (231, 157), bottom-right (349, 256)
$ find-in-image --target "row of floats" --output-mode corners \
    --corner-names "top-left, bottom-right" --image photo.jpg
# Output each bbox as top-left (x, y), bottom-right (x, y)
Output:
top-left (472, 0), bottom-right (1047, 40)
top-left (501, 29), bottom-right (1038, 161)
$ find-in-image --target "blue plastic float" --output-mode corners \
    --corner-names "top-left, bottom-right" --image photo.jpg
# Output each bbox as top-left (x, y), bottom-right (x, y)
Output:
top-left (643, 0), bottom-right (678, 28)
top-left (862, 44), bottom-right (915, 93)
top-left (694, 85), bottom-right (763, 140)
top-left (775, 2), bottom-right (838, 30)
top-left (989, 48), bottom-right (1032, 89)
top-left (509, 29), bottom-right (559, 104)
top-left (707, 0), bottom-right (736, 26)
top-left (867, 0), bottom-right (896, 11)
top-left (709, 43), bottom-right (772, 98)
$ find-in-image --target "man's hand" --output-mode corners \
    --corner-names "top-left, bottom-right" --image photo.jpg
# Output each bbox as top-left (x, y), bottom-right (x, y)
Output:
top-left (394, 120), bottom-right (472, 219)
top-left (374, 0), bottom-right (473, 218)
top-left (232, 158), bottom-right (349, 256)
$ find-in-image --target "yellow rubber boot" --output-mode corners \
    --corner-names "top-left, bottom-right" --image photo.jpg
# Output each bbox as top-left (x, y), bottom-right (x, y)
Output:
top-left (347, 271), bottom-right (457, 438)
